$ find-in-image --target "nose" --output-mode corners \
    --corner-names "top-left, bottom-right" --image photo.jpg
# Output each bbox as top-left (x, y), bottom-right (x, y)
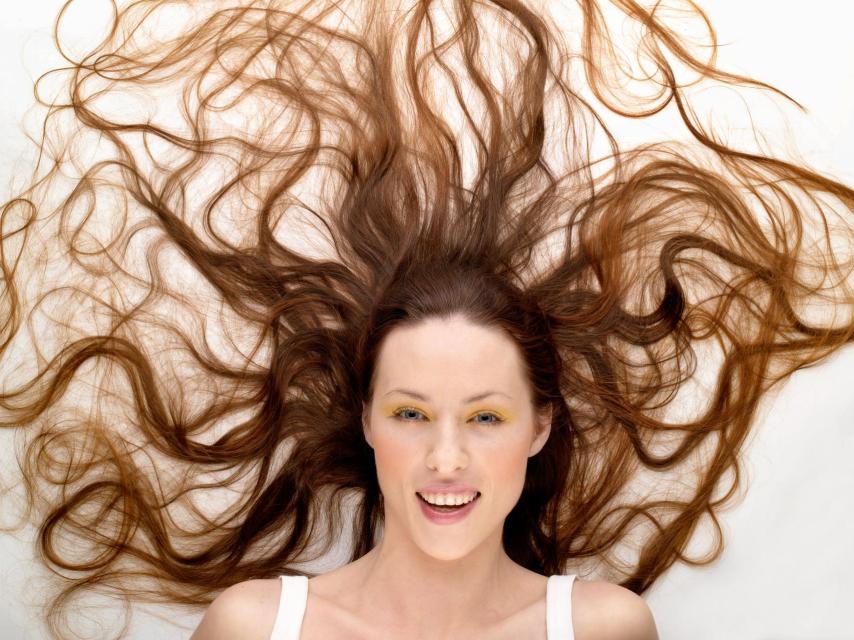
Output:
top-left (424, 419), bottom-right (469, 473)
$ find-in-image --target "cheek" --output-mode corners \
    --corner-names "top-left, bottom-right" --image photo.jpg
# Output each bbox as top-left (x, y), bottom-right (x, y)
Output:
top-left (485, 439), bottom-right (531, 500)
top-left (371, 430), bottom-right (416, 494)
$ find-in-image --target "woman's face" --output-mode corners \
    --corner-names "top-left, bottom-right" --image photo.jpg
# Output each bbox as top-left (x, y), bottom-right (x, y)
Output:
top-left (362, 314), bottom-right (552, 561)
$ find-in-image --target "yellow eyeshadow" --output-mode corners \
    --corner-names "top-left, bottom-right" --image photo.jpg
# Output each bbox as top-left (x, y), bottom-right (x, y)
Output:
top-left (381, 404), bottom-right (511, 422)
top-left (470, 408), bottom-right (511, 422)
top-left (382, 404), bottom-right (431, 419)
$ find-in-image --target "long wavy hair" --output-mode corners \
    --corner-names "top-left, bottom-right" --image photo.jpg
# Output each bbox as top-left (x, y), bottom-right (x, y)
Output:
top-left (2, 1), bottom-right (853, 638)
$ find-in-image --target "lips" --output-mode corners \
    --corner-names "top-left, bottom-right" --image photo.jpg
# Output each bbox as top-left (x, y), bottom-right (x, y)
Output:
top-left (416, 484), bottom-right (480, 494)
top-left (417, 491), bottom-right (481, 524)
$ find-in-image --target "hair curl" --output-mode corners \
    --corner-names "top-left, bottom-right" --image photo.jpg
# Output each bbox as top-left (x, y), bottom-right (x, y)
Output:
top-left (1, 1), bottom-right (853, 638)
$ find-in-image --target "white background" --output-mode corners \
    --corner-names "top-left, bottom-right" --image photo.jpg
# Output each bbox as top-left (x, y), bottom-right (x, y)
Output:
top-left (1, 1), bottom-right (853, 638)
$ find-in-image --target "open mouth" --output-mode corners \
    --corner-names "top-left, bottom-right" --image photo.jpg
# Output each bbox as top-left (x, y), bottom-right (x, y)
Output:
top-left (416, 492), bottom-right (481, 512)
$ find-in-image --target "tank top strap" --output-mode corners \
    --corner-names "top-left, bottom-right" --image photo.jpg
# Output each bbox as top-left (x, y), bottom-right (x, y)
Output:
top-left (546, 574), bottom-right (577, 640)
top-left (269, 575), bottom-right (309, 640)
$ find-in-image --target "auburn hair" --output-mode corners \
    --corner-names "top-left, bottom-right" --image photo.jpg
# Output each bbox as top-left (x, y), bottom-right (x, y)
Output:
top-left (1, 1), bottom-right (852, 638)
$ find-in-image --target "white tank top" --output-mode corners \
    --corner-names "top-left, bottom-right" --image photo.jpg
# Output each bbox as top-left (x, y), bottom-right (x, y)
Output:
top-left (269, 573), bottom-right (577, 639)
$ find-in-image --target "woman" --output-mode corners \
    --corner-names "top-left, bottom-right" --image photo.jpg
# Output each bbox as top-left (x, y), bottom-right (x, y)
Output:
top-left (190, 273), bottom-right (660, 639)
top-left (192, 307), bottom-right (659, 639)
top-left (1, 1), bottom-right (852, 639)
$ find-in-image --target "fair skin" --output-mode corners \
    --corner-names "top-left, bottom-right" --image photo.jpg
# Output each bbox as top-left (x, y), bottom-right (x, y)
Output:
top-left (191, 314), bottom-right (659, 639)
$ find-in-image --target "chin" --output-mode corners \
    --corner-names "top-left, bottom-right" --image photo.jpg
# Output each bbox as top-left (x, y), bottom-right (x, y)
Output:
top-left (412, 524), bottom-right (495, 563)
top-left (416, 541), bottom-right (477, 563)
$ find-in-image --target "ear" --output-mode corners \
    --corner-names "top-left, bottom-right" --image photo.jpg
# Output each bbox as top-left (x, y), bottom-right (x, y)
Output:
top-left (528, 405), bottom-right (552, 457)
top-left (362, 402), bottom-right (373, 449)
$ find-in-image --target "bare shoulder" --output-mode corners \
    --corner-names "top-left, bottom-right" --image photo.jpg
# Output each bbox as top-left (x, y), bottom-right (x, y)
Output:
top-left (189, 577), bottom-right (282, 640)
top-left (572, 578), bottom-right (659, 640)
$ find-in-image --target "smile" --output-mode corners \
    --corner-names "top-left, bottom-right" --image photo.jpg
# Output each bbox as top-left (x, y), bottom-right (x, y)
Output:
top-left (416, 492), bottom-right (481, 524)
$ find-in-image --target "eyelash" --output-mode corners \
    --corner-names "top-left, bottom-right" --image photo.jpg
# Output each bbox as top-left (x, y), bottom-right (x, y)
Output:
top-left (391, 407), bottom-right (504, 425)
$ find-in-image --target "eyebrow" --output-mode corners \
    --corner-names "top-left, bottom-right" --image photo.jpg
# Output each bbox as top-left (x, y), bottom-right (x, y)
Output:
top-left (383, 388), bottom-right (512, 403)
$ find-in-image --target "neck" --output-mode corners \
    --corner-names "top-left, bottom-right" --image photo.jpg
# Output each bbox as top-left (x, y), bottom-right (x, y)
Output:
top-left (353, 521), bottom-right (520, 636)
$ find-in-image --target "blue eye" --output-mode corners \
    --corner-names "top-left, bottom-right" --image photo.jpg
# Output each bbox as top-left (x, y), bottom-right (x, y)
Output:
top-left (391, 408), bottom-right (503, 425)
top-left (393, 407), bottom-right (426, 421)
top-left (472, 412), bottom-right (502, 424)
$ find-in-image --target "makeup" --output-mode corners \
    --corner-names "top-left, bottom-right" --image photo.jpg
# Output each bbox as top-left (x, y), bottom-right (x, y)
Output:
top-left (417, 492), bottom-right (481, 524)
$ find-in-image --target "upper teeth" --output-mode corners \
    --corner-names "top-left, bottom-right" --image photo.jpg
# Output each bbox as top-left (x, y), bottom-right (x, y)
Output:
top-left (419, 492), bottom-right (478, 506)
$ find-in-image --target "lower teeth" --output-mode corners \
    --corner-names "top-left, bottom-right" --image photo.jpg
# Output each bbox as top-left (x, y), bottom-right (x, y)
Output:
top-left (433, 504), bottom-right (463, 511)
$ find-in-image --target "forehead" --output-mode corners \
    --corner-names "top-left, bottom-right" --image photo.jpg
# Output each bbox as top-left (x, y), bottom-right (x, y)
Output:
top-left (373, 315), bottom-right (529, 399)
